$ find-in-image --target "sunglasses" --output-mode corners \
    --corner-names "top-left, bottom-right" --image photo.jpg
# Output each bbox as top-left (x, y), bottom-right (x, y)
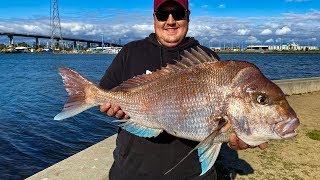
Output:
top-left (154, 9), bottom-right (188, 21)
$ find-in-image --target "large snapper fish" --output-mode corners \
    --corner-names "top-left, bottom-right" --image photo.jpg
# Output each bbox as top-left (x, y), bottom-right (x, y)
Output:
top-left (54, 47), bottom-right (300, 176)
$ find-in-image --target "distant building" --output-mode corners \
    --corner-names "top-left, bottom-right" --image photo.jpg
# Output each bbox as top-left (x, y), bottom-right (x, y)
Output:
top-left (210, 47), bottom-right (221, 51)
top-left (246, 43), bottom-right (318, 51)
top-left (246, 45), bottom-right (269, 51)
top-left (87, 46), bottom-right (122, 54)
top-left (210, 47), bottom-right (241, 52)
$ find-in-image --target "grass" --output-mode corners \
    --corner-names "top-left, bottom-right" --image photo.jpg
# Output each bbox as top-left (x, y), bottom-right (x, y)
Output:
top-left (306, 130), bottom-right (320, 141)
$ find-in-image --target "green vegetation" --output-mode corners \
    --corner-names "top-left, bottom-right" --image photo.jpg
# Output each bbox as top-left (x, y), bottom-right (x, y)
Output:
top-left (306, 130), bottom-right (320, 141)
top-left (0, 43), bottom-right (7, 50)
top-left (16, 42), bottom-right (29, 47)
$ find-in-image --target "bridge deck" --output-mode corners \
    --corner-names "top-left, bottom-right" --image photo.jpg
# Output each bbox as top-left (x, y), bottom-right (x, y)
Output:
top-left (0, 32), bottom-right (122, 46)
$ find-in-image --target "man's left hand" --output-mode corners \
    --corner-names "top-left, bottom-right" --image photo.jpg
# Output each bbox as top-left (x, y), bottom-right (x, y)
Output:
top-left (228, 133), bottom-right (268, 150)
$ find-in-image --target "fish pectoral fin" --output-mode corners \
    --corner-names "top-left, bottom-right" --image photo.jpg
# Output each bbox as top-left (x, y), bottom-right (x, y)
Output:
top-left (120, 121), bottom-right (163, 138)
top-left (196, 127), bottom-right (224, 176)
top-left (198, 142), bottom-right (222, 175)
top-left (165, 119), bottom-right (227, 176)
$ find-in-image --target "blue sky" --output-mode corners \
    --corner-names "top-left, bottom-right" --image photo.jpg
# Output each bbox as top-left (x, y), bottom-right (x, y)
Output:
top-left (0, 0), bottom-right (319, 47)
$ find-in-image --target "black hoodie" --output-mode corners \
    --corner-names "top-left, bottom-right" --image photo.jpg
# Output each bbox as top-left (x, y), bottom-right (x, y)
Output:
top-left (100, 33), bottom-right (220, 180)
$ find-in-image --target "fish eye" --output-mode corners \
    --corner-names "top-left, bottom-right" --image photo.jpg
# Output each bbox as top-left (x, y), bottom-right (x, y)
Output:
top-left (257, 94), bottom-right (268, 105)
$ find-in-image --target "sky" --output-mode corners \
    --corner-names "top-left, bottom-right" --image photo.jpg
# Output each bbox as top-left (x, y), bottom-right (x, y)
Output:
top-left (0, 0), bottom-right (319, 47)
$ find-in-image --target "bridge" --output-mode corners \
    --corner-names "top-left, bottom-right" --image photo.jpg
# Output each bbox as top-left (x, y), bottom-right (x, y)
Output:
top-left (0, 32), bottom-right (122, 48)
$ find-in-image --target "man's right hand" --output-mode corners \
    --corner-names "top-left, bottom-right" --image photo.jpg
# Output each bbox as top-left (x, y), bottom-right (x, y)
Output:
top-left (100, 103), bottom-right (129, 119)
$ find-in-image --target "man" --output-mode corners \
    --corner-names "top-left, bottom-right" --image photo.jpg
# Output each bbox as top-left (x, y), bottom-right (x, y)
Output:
top-left (99, 0), bottom-right (268, 179)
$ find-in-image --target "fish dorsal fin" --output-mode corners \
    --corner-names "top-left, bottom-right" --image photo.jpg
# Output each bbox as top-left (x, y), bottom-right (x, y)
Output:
top-left (112, 47), bottom-right (219, 91)
top-left (178, 46), bottom-right (219, 68)
top-left (192, 47), bottom-right (219, 63)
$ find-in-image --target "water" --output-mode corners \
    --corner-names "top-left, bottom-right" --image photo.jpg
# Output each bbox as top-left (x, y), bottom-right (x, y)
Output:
top-left (0, 53), bottom-right (319, 179)
top-left (219, 53), bottom-right (320, 80)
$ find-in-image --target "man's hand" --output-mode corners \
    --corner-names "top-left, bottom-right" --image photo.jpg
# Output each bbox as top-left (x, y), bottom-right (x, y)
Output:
top-left (228, 133), bottom-right (268, 150)
top-left (100, 103), bottom-right (129, 119)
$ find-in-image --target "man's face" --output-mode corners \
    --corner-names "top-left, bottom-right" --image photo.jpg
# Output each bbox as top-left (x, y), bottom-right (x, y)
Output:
top-left (154, 1), bottom-right (189, 48)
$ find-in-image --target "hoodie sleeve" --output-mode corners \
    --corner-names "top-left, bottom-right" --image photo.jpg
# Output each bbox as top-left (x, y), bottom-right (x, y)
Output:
top-left (99, 46), bottom-right (127, 90)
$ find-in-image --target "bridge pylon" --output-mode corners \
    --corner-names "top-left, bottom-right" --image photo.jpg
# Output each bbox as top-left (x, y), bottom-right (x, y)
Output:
top-left (50, 0), bottom-right (63, 50)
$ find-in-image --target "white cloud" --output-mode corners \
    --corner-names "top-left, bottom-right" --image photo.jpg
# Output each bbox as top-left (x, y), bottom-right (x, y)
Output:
top-left (260, 29), bottom-right (272, 35)
top-left (21, 25), bottom-right (42, 32)
top-left (61, 22), bottom-right (98, 35)
top-left (209, 37), bottom-right (220, 42)
top-left (132, 24), bottom-right (153, 32)
top-left (236, 29), bottom-right (250, 35)
top-left (270, 24), bottom-right (279, 28)
top-left (131, 24), bottom-right (154, 37)
top-left (246, 36), bottom-right (261, 44)
top-left (201, 5), bottom-right (209, 8)
top-left (265, 39), bottom-right (274, 43)
top-left (283, 10), bottom-right (320, 21)
top-left (218, 4), bottom-right (225, 8)
top-left (275, 38), bottom-right (282, 43)
top-left (0, 8), bottom-right (319, 46)
top-left (275, 26), bottom-right (292, 35)
top-left (189, 25), bottom-right (214, 37)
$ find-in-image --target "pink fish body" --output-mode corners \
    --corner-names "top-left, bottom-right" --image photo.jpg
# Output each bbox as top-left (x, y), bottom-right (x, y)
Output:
top-left (54, 48), bottom-right (300, 176)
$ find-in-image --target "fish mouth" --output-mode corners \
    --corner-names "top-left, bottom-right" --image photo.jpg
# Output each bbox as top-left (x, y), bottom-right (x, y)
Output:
top-left (274, 118), bottom-right (300, 139)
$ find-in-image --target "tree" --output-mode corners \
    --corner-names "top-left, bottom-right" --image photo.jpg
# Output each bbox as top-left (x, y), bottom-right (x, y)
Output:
top-left (16, 42), bottom-right (28, 47)
top-left (0, 44), bottom-right (7, 50)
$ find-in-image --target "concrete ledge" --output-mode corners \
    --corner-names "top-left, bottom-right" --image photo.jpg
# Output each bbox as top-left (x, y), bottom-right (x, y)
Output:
top-left (27, 135), bottom-right (116, 180)
top-left (274, 77), bottom-right (320, 95)
top-left (27, 77), bottom-right (320, 180)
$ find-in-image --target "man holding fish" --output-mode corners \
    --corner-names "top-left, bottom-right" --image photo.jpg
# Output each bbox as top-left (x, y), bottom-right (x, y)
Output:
top-left (98, 0), bottom-right (269, 179)
top-left (55, 0), bottom-right (300, 179)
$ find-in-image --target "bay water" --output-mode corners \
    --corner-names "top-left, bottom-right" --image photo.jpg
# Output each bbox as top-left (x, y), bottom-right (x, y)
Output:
top-left (0, 53), bottom-right (319, 179)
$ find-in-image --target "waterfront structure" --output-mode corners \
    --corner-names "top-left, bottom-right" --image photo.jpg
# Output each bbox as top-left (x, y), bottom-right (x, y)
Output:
top-left (210, 42), bottom-right (319, 52)
top-left (210, 47), bottom-right (222, 51)
top-left (247, 43), bottom-right (318, 51)
top-left (50, 0), bottom-right (63, 50)
top-left (87, 46), bottom-right (122, 54)
top-left (0, 32), bottom-right (122, 50)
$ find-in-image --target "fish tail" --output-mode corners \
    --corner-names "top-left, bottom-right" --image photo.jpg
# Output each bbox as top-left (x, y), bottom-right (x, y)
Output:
top-left (54, 67), bottom-right (99, 120)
